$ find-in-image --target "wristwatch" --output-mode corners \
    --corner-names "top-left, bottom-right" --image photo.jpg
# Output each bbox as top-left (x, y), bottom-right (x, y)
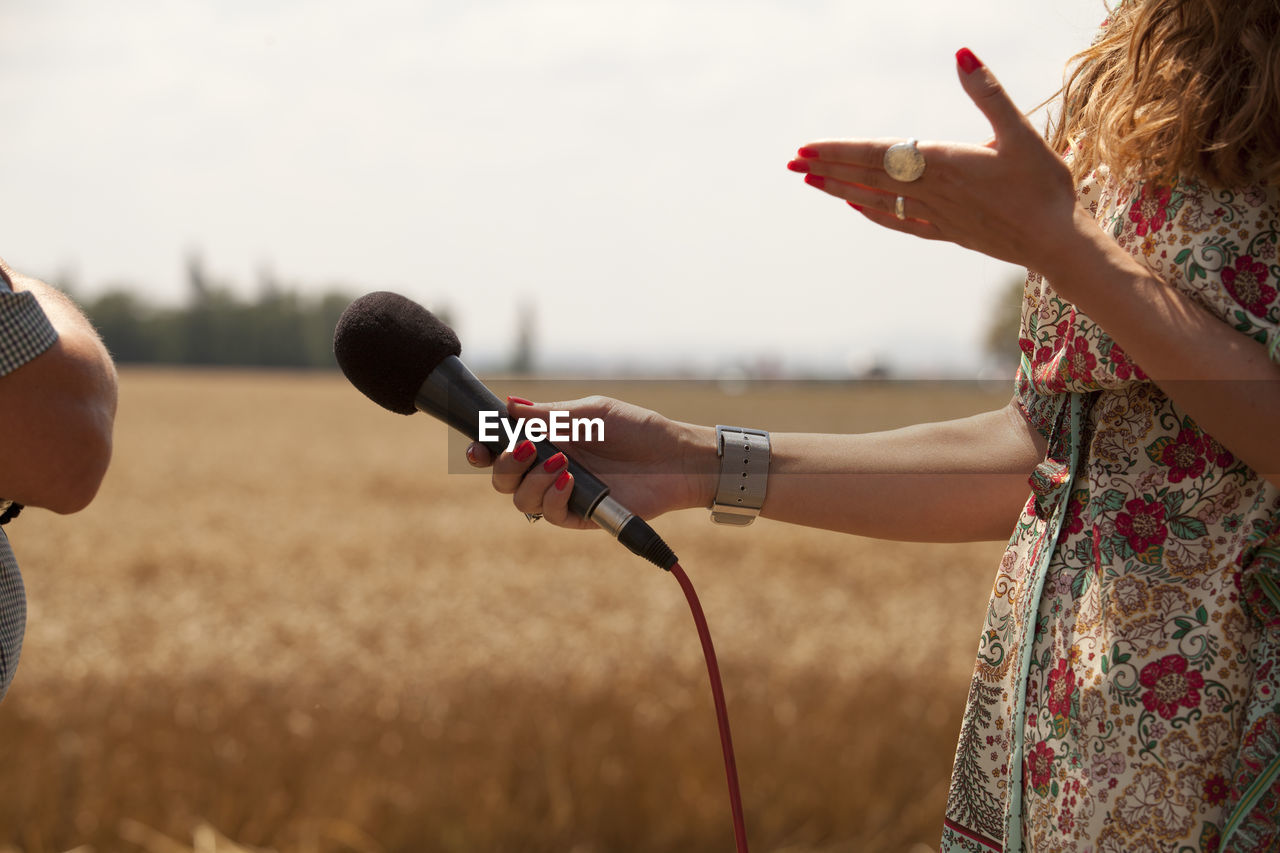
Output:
top-left (710, 425), bottom-right (771, 525)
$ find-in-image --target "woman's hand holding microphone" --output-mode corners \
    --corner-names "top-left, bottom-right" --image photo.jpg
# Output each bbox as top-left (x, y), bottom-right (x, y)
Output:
top-left (465, 396), bottom-right (717, 530)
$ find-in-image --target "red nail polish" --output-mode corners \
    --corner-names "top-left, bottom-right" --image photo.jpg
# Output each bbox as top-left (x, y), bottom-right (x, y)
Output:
top-left (956, 47), bottom-right (982, 74)
top-left (507, 396), bottom-right (534, 406)
top-left (786, 159), bottom-right (810, 174)
top-left (514, 440), bottom-right (535, 462)
top-left (804, 174), bottom-right (826, 189)
top-left (555, 470), bottom-right (571, 491)
top-left (797, 146), bottom-right (820, 159)
top-left (543, 452), bottom-right (567, 472)
top-left (465, 444), bottom-right (479, 463)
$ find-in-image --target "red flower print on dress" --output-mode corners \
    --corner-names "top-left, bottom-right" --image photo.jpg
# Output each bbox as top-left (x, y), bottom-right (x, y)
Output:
top-left (1129, 183), bottom-right (1173, 236)
top-left (1203, 773), bottom-right (1229, 806)
top-left (1027, 739), bottom-right (1056, 796)
top-left (1063, 491), bottom-right (1087, 536)
top-left (1161, 428), bottom-right (1207, 483)
top-left (1222, 254), bottom-right (1277, 316)
top-left (1047, 657), bottom-right (1076, 717)
top-left (1057, 804), bottom-right (1075, 836)
top-left (1062, 335), bottom-right (1097, 383)
top-left (1202, 435), bottom-right (1234, 468)
top-left (1107, 341), bottom-right (1147, 381)
top-left (1115, 498), bottom-right (1168, 553)
top-left (1139, 653), bottom-right (1204, 720)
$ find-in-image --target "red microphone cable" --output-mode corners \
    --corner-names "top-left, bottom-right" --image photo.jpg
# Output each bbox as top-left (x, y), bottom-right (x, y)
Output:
top-left (671, 562), bottom-right (750, 853)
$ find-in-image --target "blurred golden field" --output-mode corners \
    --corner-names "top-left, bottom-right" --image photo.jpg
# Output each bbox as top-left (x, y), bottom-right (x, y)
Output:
top-left (0, 369), bottom-right (1012, 853)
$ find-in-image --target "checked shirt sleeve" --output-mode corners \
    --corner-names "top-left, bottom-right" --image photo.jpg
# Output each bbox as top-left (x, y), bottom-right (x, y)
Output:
top-left (0, 281), bottom-right (58, 375)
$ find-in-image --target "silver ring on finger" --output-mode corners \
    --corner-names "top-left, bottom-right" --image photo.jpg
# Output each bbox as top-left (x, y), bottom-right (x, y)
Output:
top-left (524, 512), bottom-right (543, 523)
top-left (895, 195), bottom-right (907, 221)
top-left (883, 137), bottom-right (926, 183)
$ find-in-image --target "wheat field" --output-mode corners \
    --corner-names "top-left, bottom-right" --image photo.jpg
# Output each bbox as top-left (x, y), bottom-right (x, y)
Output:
top-left (0, 369), bottom-right (1012, 853)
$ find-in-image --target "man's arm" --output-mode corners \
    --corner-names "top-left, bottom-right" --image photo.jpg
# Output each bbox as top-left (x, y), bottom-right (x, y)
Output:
top-left (0, 258), bottom-right (117, 514)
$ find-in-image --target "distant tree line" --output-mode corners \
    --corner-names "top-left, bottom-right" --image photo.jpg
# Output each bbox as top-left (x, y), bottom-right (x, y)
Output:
top-left (75, 254), bottom-right (1020, 372)
top-left (78, 256), bottom-right (357, 368)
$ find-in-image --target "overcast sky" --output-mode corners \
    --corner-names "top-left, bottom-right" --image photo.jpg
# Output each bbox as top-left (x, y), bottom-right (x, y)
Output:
top-left (1, 1), bottom-right (1105, 375)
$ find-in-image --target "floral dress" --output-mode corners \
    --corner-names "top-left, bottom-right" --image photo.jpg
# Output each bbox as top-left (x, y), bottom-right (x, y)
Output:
top-left (940, 168), bottom-right (1280, 852)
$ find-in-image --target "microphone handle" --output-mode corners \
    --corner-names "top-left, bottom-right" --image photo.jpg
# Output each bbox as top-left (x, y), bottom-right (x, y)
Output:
top-left (414, 356), bottom-right (611, 519)
top-left (414, 356), bottom-right (678, 571)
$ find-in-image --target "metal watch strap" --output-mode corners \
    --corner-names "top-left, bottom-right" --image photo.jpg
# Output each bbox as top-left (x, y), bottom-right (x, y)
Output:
top-left (711, 425), bottom-right (770, 525)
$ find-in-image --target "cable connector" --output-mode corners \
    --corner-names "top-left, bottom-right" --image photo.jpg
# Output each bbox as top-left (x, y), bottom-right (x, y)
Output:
top-left (617, 516), bottom-right (678, 570)
top-left (589, 496), bottom-right (678, 570)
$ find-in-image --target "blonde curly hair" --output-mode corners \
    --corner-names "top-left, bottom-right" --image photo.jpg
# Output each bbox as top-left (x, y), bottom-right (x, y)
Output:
top-left (1048, 0), bottom-right (1280, 187)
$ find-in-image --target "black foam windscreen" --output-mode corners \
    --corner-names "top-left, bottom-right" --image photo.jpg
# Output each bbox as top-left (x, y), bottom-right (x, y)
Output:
top-left (333, 291), bottom-right (462, 415)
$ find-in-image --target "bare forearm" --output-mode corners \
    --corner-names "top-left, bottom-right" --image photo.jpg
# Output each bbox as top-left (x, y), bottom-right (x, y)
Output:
top-left (688, 401), bottom-right (1045, 542)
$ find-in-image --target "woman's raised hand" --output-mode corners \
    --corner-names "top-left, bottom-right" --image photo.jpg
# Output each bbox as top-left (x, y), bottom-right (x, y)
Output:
top-left (464, 396), bottom-right (715, 530)
top-left (787, 48), bottom-right (1085, 282)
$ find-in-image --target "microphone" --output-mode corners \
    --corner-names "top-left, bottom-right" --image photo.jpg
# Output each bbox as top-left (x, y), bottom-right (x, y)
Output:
top-left (333, 291), bottom-right (678, 570)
